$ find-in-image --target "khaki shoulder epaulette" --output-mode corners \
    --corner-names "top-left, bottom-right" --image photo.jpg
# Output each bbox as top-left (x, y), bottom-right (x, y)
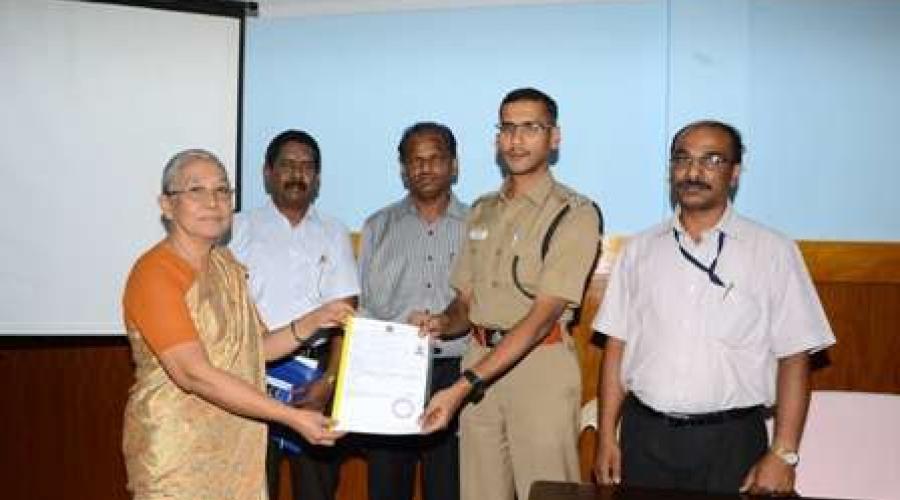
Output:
top-left (471, 191), bottom-right (500, 210)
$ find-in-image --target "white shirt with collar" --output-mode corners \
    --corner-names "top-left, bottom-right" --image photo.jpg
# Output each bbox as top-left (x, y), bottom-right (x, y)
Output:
top-left (229, 201), bottom-right (360, 330)
top-left (594, 205), bottom-right (835, 413)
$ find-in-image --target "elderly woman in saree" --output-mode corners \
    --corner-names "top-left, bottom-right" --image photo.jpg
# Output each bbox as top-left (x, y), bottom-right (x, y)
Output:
top-left (121, 149), bottom-right (350, 500)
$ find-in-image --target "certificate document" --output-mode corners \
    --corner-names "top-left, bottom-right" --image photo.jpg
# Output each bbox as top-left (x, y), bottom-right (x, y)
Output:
top-left (332, 317), bottom-right (430, 434)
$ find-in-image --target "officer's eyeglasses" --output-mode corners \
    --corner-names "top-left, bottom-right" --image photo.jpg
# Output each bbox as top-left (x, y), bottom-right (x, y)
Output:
top-left (496, 121), bottom-right (554, 138)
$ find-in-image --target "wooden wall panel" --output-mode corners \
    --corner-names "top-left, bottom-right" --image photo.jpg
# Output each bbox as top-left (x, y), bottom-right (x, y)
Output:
top-left (799, 241), bottom-right (900, 284)
top-left (1, 241), bottom-right (897, 499)
top-left (808, 283), bottom-right (900, 393)
top-left (0, 338), bottom-right (133, 500)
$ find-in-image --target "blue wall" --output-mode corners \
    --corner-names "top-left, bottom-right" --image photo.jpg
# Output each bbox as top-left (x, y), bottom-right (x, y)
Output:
top-left (243, 0), bottom-right (900, 240)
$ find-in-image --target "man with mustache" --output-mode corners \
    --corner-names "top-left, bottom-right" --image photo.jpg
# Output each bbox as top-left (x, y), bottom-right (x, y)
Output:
top-left (358, 122), bottom-right (468, 500)
top-left (413, 88), bottom-right (603, 500)
top-left (230, 129), bottom-right (359, 500)
top-left (592, 120), bottom-right (835, 496)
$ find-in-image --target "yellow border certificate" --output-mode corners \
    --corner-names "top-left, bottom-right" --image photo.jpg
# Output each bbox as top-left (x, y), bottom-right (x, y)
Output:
top-left (332, 317), bottom-right (431, 434)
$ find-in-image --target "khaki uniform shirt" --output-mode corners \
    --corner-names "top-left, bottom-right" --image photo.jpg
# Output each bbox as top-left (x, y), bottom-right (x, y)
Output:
top-left (450, 173), bottom-right (602, 329)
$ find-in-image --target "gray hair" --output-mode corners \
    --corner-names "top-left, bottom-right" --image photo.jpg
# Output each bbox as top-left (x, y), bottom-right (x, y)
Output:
top-left (161, 148), bottom-right (228, 194)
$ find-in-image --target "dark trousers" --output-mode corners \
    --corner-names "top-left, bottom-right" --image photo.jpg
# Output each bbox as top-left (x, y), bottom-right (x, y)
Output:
top-left (266, 437), bottom-right (343, 500)
top-left (366, 357), bottom-right (461, 500)
top-left (620, 395), bottom-right (768, 494)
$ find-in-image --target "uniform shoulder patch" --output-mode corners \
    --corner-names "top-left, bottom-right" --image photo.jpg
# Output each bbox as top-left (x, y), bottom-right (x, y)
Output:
top-left (549, 181), bottom-right (586, 205)
top-left (550, 183), bottom-right (603, 234)
top-left (470, 191), bottom-right (500, 210)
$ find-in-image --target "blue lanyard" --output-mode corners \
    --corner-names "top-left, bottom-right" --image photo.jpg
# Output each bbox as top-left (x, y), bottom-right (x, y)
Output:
top-left (672, 228), bottom-right (726, 288)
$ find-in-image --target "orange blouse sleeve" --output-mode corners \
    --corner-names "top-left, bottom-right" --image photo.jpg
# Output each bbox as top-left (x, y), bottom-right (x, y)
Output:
top-left (123, 245), bottom-right (200, 356)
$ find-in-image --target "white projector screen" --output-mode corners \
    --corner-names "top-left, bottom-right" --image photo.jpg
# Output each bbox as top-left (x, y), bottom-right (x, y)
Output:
top-left (0, 0), bottom-right (244, 335)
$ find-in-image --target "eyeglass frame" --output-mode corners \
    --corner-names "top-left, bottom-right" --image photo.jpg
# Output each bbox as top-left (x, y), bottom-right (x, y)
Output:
top-left (165, 185), bottom-right (235, 203)
top-left (495, 121), bottom-right (556, 138)
top-left (669, 152), bottom-right (734, 171)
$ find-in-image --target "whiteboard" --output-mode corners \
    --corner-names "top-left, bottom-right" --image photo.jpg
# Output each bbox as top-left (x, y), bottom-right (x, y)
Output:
top-left (0, 0), bottom-right (242, 334)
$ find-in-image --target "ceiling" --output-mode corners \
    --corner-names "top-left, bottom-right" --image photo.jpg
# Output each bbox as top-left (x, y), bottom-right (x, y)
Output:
top-left (254, 0), bottom-right (601, 17)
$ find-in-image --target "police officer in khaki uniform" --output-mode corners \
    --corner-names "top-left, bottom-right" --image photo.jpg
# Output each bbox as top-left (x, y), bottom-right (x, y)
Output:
top-left (412, 87), bottom-right (602, 500)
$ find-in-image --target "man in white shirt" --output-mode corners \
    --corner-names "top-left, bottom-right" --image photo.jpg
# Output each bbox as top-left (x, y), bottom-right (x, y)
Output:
top-left (593, 120), bottom-right (835, 496)
top-left (230, 129), bottom-right (359, 500)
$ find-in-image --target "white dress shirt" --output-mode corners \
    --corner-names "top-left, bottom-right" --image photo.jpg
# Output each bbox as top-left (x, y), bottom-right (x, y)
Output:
top-left (594, 206), bottom-right (835, 413)
top-left (229, 202), bottom-right (359, 330)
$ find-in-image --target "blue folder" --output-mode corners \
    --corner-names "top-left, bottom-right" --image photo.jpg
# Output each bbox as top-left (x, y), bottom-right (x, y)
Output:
top-left (266, 356), bottom-right (323, 455)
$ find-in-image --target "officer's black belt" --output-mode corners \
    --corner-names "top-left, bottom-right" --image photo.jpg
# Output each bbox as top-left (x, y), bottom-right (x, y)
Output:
top-left (472, 324), bottom-right (563, 348)
top-left (477, 328), bottom-right (505, 348)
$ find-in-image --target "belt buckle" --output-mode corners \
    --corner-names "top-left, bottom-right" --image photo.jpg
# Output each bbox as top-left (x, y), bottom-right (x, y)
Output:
top-left (665, 410), bottom-right (727, 427)
top-left (663, 412), bottom-right (695, 427)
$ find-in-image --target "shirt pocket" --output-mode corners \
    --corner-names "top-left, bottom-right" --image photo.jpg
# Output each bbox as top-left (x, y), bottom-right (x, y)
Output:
top-left (512, 244), bottom-right (541, 299)
top-left (465, 230), bottom-right (491, 287)
top-left (706, 285), bottom-right (764, 348)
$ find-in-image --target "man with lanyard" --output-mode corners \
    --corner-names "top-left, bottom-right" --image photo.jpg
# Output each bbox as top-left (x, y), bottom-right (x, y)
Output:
top-left (230, 129), bottom-right (359, 500)
top-left (592, 120), bottom-right (835, 495)
top-left (414, 88), bottom-right (603, 500)
top-left (358, 121), bottom-right (468, 500)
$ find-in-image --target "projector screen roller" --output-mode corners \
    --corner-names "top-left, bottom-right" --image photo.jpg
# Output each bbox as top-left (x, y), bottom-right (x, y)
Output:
top-left (0, 0), bottom-right (244, 335)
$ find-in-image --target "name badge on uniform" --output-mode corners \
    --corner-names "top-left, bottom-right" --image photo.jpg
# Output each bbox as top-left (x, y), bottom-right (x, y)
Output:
top-left (469, 227), bottom-right (488, 240)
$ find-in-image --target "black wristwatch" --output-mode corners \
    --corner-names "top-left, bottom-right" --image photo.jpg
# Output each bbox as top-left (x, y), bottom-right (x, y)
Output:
top-left (461, 369), bottom-right (486, 403)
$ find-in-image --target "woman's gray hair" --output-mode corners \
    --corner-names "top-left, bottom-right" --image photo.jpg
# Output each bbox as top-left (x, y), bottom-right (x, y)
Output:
top-left (161, 148), bottom-right (228, 194)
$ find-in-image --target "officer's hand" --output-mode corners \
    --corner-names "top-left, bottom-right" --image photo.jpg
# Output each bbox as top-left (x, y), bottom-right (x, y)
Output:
top-left (593, 434), bottom-right (622, 486)
top-left (740, 451), bottom-right (797, 496)
top-left (420, 382), bottom-right (467, 433)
